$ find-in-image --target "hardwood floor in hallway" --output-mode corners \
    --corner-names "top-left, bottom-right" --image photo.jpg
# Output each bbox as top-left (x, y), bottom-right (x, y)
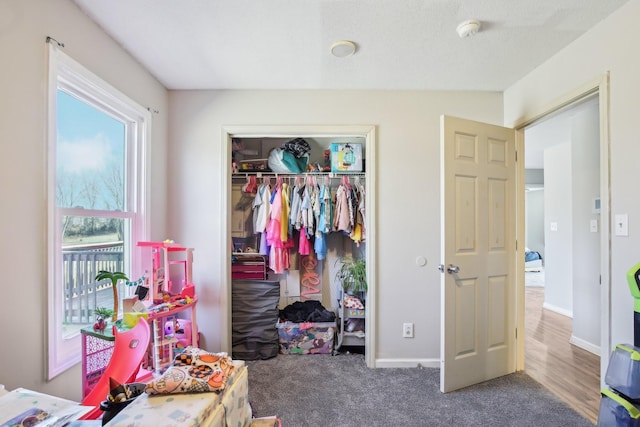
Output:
top-left (525, 286), bottom-right (600, 424)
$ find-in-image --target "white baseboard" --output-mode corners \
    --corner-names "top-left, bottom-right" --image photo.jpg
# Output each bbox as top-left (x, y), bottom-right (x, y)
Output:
top-left (374, 358), bottom-right (439, 369)
top-left (570, 335), bottom-right (601, 356)
top-left (542, 302), bottom-right (573, 318)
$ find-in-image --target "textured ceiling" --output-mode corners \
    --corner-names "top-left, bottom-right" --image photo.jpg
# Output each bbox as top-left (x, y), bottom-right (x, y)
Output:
top-left (72, 0), bottom-right (629, 91)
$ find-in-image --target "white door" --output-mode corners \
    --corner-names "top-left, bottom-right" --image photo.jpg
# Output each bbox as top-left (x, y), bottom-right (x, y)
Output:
top-left (440, 115), bottom-right (517, 392)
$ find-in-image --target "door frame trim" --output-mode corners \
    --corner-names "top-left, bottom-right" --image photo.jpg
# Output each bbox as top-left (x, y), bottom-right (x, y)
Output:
top-left (220, 125), bottom-right (377, 368)
top-left (510, 73), bottom-right (611, 379)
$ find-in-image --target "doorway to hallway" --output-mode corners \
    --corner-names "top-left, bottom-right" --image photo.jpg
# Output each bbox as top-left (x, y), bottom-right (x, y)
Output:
top-left (522, 95), bottom-right (602, 423)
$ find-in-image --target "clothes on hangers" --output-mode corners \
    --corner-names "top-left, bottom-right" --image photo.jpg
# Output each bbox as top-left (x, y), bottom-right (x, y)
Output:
top-left (333, 182), bottom-right (350, 232)
top-left (243, 172), bottom-right (366, 270)
top-left (314, 183), bottom-right (332, 260)
top-left (252, 180), bottom-right (271, 234)
top-left (280, 182), bottom-right (290, 242)
top-left (354, 180), bottom-right (366, 244)
top-left (289, 181), bottom-right (303, 232)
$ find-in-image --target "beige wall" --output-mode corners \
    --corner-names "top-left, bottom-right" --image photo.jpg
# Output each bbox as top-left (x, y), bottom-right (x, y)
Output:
top-left (168, 90), bottom-right (503, 364)
top-left (0, 0), bottom-right (168, 400)
top-left (504, 0), bottom-right (640, 359)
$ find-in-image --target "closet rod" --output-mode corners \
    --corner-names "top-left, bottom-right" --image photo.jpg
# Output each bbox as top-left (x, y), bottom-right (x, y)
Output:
top-left (232, 172), bottom-right (365, 178)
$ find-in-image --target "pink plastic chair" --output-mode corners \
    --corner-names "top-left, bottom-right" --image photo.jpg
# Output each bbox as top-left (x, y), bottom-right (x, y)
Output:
top-left (81, 318), bottom-right (151, 417)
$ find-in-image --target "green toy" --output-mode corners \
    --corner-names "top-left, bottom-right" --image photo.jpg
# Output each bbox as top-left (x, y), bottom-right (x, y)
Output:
top-left (626, 261), bottom-right (640, 346)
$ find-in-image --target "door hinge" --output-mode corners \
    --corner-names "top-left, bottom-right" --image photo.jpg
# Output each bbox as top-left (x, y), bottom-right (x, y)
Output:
top-left (515, 150), bottom-right (517, 162)
top-left (515, 240), bottom-right (517, 251)
top-left (515, 328), bottom-right (518, 339)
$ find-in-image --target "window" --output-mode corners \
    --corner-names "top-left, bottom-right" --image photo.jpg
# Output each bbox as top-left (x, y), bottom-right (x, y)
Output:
top-left (46, 43), bottom-right (149, 379)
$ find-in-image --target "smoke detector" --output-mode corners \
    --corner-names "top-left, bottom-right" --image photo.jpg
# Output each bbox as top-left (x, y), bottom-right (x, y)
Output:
top-left (456, 20), bottom-right (481, 38)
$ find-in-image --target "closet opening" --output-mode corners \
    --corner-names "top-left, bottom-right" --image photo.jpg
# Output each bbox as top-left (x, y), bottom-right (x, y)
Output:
top-left (220, 126), bottom-right (377, 368)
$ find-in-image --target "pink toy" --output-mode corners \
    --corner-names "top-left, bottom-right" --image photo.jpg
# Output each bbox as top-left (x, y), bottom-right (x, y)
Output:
top-left (93, 317), bottom-right (106, 332)
top-left (164, 318), bottom-right (193, 348)
top-left (137, 241), bottom-right (196, 302)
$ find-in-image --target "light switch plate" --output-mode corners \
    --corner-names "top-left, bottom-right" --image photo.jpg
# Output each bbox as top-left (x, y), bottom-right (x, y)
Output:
top-left (615, 214), bottom-right (629, 236)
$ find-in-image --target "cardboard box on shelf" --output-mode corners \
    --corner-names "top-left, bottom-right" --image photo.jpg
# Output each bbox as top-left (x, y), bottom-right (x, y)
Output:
top-left (330, 143), bottom-right (363, 172)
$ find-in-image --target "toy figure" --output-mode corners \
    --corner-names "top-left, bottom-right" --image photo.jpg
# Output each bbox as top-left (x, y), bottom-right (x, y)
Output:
top-left (164, 318), bottom-right (192, 348)
top-left (93, 316), bottom-right (106, 332)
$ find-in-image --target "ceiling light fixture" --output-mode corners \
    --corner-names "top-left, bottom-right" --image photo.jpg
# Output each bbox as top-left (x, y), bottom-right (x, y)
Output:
top-left (456, 20), bottom-right (481, 38)
top-left (330, 40), bottom-right (357, 58)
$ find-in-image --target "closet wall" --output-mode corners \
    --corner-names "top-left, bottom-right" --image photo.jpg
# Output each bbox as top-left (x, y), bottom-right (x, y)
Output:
top-left (230, 136), bottom-right (367, 312)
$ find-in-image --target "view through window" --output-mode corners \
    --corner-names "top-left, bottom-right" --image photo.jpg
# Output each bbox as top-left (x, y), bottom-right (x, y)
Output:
top-left (47, 45), bottom-right (148, 379)
top-left (56, 90), bottom-right (129, 339)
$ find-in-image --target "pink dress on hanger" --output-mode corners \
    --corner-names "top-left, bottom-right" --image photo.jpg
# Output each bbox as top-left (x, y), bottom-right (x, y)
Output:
top-left (266, 186), bottom-right (291, 274)
top-left (298, 229), bottom-right (311, 255)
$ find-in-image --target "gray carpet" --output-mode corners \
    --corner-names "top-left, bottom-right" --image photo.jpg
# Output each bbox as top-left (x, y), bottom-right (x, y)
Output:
top-left (246, 352), bottom-right (594, 426)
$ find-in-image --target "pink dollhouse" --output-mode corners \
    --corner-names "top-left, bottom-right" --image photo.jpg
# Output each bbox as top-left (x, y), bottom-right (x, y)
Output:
top-left (137, 240), bottom-right (195, 302)
top-left (136, 241), bottom-right (198, 373)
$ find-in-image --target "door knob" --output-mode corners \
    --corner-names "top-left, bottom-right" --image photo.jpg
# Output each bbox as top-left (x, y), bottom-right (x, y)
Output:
top-left (438, 264), bottom-right (460, 274)
top-left (447, 264), bottom-right (460, 274)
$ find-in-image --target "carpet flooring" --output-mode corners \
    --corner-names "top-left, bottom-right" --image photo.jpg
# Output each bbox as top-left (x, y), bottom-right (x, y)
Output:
top-left (246, 352), bottom-right (594, 426)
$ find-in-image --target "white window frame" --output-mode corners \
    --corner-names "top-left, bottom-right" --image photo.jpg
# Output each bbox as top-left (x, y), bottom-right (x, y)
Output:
top-left (46, 43), bottom-right (150, 379)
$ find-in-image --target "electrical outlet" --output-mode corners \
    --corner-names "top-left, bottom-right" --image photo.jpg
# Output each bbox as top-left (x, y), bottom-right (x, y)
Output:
top-left (403, 322), bottom-right (414, 338)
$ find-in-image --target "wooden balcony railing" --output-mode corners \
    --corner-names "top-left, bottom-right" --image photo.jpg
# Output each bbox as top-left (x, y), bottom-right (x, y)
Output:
top-left (63, 242), bottom-right (124, 324)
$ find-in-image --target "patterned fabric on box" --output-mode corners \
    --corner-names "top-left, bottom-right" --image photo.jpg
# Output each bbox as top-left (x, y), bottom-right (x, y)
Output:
top-left (145, 347), bottom-right (235, 395)
top-left (343, 294), bottom-right (364, 309)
